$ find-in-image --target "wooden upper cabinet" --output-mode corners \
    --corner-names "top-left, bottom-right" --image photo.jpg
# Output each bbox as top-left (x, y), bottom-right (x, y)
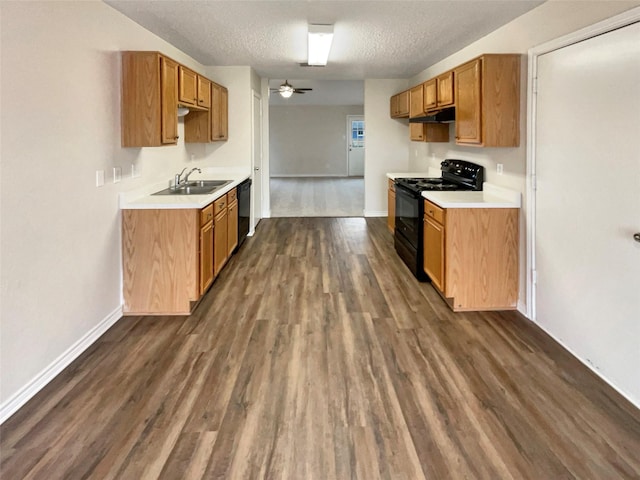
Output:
top-left (454, 54), bottom-right (520, 147)
top-left (179, 66), bottom-right (198, 106)
top-left (160, 57), bottom-right (179, 145)
top-left (454, 59), bottom-right (482, 145)
top-left (197, 76), bottom-right (211, 109)
top-left (390, 90), bottom-right (410, 118)
top-left (424, 71), bottom-right (454, 114)
top-left (423, 79), bottom-right (437, 112)
top-left (409, 84), bottom-right (424, 118)
top-left (211, 83), bottom-right (228, 141)
top-left (121, 51), bottom-right (178, 147)
top-left (436, 71), bottom-right (454, 108)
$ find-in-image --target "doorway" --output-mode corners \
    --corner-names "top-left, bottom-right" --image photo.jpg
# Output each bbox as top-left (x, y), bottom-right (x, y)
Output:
top-left (530, 14), bottom-right (640, 405)
top-left (347, 115), bottom-right (365, 177)
top-left (267, 79), bottom-right (365, 218)
top-left (252, 90), bottom-right (263, 231)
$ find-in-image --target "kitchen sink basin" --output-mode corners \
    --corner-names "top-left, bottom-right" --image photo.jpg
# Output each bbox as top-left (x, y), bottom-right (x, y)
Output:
top-left (152, 180), bottom-right (232, 196)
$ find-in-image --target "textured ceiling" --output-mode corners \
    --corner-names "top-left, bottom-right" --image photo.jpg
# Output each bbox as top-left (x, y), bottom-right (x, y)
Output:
top-left (105, 0), bottom-right (544, 80)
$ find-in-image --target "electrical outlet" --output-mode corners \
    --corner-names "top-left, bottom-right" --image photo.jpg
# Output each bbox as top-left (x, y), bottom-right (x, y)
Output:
top-left (96, 170), bottom-right (105, 187)
top-left (131, 164), bottom-right (140, 178)
top-left (497, 163), bottom-right (504, 175)
top-left (113, 167), bottom-right (122, 183)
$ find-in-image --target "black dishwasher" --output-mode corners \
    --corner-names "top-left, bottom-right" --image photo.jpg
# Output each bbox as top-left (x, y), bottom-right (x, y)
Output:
top-left (236, 178), bottom-right (252, 249)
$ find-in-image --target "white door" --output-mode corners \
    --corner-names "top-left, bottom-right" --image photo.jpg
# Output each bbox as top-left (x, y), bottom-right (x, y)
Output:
top-left (252, 91), bottom-right (263, 231)
top-left (534, 21), bottom-right (640, 404)
top-left (347, 115), bottom-right (365, 176)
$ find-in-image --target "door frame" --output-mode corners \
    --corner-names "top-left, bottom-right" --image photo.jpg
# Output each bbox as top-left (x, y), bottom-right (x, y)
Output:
top-left (251, 89), bottom-right (263, 233)
top-left (346, 114), bottom-right (365, 177)
top-left (525, 7), bottom-right (640, 320)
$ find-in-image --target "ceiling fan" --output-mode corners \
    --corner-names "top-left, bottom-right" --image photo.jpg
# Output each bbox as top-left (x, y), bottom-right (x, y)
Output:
top-left (270, 80), bottom-right (312, 98)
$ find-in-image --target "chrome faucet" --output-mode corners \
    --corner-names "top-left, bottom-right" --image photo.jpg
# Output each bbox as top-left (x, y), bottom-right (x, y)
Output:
top-left (174, 168), bottom-right (187, 188)
top-left (183, 167), bottom-right (202, 184)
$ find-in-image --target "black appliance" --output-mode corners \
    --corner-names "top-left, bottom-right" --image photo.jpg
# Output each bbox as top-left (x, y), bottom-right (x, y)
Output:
top-left (394, 160), bottom-right (484, 281)
top-left (237, 178), bottom-right (252, 249)
top-left (408, 107), bottom-right (455, 124)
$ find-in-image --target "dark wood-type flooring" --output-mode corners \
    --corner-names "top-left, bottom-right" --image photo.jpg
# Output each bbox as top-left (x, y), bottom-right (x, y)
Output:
top-left (2, 218), bottom-right (639, 479)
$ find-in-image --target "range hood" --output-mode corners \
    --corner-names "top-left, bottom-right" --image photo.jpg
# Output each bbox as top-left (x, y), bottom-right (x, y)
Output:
top-left (409, 107), bottom-right (455, 124)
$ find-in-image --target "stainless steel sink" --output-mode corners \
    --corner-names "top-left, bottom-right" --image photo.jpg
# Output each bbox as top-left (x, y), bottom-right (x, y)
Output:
top-left (152, 180), bottom-right (232, 195)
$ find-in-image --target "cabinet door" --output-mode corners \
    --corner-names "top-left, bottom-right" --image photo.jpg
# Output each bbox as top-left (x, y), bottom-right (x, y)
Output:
top-left (409, 123), bottom-right (425, 141)
top-left (160, 57), bottom-right (179, 145)
top-left (397, 90), bottom-right (409, 116)
top-left (387, 185), bottom-right (395, 232)
top-left (455, 58), bottom-right (482, 145)
top-left (390, 94), bottom-right (398, 117)
top-left (409, 85), bottom-right (424, 118)
top-left (214, 209), bottom-right (228, 276)
top-left (200, 221), bottom-right (214, 294)
top-left (179, 66), bottom-right (198, 106)
top-left (423, 78), bottom-right (437, 112)
top-left (436, 71), bottom-right (454, 108)
top-left (219, 87), bottom-right (228, 140)
top-left (197, 76), bottom-right (211, 109)
top-left (227, 200), bottom-right (238, 256)
top-left (211, 83), bottom-right (229, 141)
top-left (423, 216), bottom-right (445, 291)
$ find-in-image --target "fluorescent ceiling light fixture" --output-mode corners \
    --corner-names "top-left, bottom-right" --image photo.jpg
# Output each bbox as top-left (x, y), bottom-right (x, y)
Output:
top-left (308, 24), bottom-right (334, 66)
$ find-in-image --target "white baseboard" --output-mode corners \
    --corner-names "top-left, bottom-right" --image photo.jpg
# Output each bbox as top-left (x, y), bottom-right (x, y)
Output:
top-left (364, 210), bottom-right (387, 217)
top-left (0, 305), bottom-right (123, 424)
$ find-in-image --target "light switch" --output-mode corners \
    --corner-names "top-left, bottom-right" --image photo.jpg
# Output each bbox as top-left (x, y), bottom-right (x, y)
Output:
top-left (96, 170), bottom-right (105, 187)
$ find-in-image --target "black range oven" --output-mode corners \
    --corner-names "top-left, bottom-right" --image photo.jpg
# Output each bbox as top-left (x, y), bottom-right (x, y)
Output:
top-left (394, 160), bottom-right (484, 281)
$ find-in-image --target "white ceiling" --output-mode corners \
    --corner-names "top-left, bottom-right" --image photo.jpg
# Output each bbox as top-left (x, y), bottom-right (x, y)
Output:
top-left (106, 0), bottom-right (544, 81)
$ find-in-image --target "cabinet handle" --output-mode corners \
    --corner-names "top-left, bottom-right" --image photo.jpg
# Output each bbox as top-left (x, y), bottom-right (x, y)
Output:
top-left (174, 136), bottom-right (179, 140)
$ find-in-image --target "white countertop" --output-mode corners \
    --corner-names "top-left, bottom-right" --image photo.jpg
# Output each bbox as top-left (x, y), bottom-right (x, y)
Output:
top-left (422, 183), bottom-right (521, 209)
top-left (120, 168), bottom-right (251, 210)
top-left (386, 167), bottom-right (441, 180)
top-left (386, 172), bottom-right (430, 180)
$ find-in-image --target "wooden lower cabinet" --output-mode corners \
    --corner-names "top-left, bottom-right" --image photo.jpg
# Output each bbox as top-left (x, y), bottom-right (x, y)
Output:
top-left (214, 198), bottom-right (229, 277)
top-left (199, 205), bottom-right (214, 295)
top-left (423, 215), bottom-right (445, 291)
top-left (387, 179), bottom-right (395, 232)
top-left (423, 199), bottom-right (519, 311)
top-left (122, 188), bottom-right (242, 316)
top-left (122, 209), bottom-right (200, 315)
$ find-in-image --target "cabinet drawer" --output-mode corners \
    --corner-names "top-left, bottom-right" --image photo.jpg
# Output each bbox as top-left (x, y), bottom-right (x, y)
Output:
top-left (424, 200), bottom-right (445, 224)
top-left (388, 178), bottom-right (395, 191)
top-left (227, 187), bottom-right (237, 204)
top-left (200, 204), bottom-right (213, 225)
top-left (213, 194), bottom-right (227, 215)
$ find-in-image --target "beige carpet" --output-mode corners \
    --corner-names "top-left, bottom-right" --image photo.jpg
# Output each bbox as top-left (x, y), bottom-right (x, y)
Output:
top-left (270, 177), bottom-right (364, 217)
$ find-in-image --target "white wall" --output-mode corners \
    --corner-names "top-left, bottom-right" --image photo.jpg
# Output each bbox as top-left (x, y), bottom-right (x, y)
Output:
top-left (0, 1), bottom-right (254, 420)
top-left (269, 105), bottom-right (364, 176)
top-left (363, 79), bottom-right (410, 216)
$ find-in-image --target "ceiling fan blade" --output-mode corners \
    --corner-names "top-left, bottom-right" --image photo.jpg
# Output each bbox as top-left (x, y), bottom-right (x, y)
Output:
top-left (295, 88), bottom-right (313, 91)
top-left (293, 90), bottom-right (306, 94)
